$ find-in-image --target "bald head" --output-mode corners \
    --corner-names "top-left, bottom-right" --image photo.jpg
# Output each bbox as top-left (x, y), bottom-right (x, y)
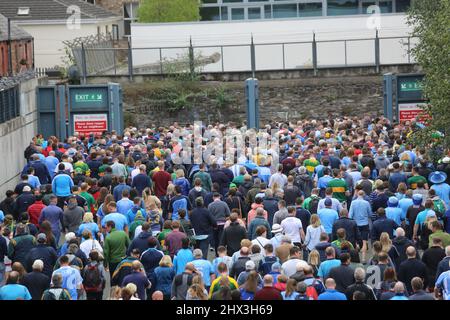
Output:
top-left (406, 246), bottom-right (416, 258)
top-left (325, 278), bottom-right (336, 289)
top-left (152, 291), bottom-right (164, 300)
top-left (263, 275), bottom-right (274, 287)
top-left (393, 282), bottom-right (405, 294)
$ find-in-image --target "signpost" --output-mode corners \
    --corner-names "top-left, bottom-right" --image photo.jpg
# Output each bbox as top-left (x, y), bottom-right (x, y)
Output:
top-left (73, 114), bottom-right (108, 135)
top-left (398, 103), bottom-right (430, 122)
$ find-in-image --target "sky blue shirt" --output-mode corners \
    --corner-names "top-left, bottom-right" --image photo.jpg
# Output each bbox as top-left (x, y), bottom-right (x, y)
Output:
top-left (257, 166), bottom-right (271, 184)
top-left (386, 207), bottom-right (404, 226)
top-left (398, 198), bottom-right (414, 222)
top-left (349, 198), bottom-right (372, 226)
top-left (101, 213), bottom-right (128, 231)
top-left (390, 294), bottom-right (409, 300)
top-left (28, 175), bottom-right (41, 189)
top-left (52, 266), bottom-right (83, 300)
top-left (318, 208), bottom-right (339, 234)
top-left (435, 270), bottom-right (450, 300)
top-left (282, 291), bottom-right (300, 300)
top-left (173, 249), bottom-right (194, 275)
top-left (318, 289), bottom-right (347, 300)
top-left (431, 183), bottom-right (450, 207)
top-left (52, 173), bottom-right (74, 197)
top-left (0, 284), bottom-right (32, 300)
top-left (318, 176), bottom-right (333, 190)
top-left (415, 209), bottom-right (436, 226)
top-left (77, 222), bottom-right (100, 240)
top-left (45, 156), bottom-right (59, 178)
top-left (117, 198), bottom-right (134, 216)
top-left (192, 258), bottom-right (215, 286)
top-left (318, 259), bottom-right (341, 279)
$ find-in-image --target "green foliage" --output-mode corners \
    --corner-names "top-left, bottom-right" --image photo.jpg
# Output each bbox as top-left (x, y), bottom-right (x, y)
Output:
top-left (406, 0), bottom-right (450, 158)
top-left (138, 0), bottom-right (200, 23)
top-left (212, 85), bottom-right (234, 109)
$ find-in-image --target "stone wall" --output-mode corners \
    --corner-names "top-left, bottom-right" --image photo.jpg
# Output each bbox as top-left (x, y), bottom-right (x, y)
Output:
top-left (123, 75), bottom-right (384, 128)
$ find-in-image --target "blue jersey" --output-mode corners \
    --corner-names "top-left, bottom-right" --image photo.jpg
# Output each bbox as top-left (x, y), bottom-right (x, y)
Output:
top-left (52, 266), bottom-right (83, 300)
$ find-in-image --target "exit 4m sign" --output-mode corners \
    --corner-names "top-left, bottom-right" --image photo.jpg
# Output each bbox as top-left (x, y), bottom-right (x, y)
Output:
top-left (400, 81), bottom-right (423, 92)
top-left (75, 93), bottom-right (103, 103)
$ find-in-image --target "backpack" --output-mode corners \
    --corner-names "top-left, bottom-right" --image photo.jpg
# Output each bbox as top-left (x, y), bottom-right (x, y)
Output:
top-left (433, 200), bottom-right (445, 219)
top-left (43, 288), bottom-right (69, 300)
top-left (83, 263), bottom-right (103, 292)
top-left (309, 197), bottom-right (320, 214)
top-left (171, 198), bottom-right (188, 220)
top-left (305, 285), bottom-right (318, 300)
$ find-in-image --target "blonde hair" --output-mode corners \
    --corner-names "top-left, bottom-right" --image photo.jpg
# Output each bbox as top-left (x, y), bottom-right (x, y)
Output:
top-left (83, 212), bottom-right (94, 223)
top-left (380, 232), bottom-right (392, 253)
top-left (125, 283), bottom-right (137, 295)
top-left (310, 214), bottom-right (321, 228)
top-left (166, 183), bottom-right (176, 196)
top-left (159, 255), bottom-right (173, 267)
top-left (308, 249), bottom-right (320, 266)
top-left (176, 169), bottom-right (185, 178)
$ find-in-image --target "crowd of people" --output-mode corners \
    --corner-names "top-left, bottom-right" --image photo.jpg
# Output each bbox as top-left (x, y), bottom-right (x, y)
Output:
top-left (0, 116), bottom-right (449, 301)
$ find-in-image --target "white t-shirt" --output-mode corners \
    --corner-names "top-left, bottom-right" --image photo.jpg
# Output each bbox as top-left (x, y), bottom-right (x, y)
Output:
top-left (280, 216), bottom-right (303, 244)
top-left (251, 237), bottom-right (270, 254)
top-left (79, 239), bottom-right (103, 258)
top-left (54, 161), bottom-right (74, 173)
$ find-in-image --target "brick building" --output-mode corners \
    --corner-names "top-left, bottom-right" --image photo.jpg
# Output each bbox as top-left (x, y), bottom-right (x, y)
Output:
top-left (0, 14), bottom-right (34, 77)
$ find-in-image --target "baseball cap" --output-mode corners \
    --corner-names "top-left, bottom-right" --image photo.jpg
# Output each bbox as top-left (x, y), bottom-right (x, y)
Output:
top-left (388, 196), bottom-right (399, 206)
top-left (412, 193), bottom-right (423, 205)
top-left (324, 198), bottom-right (332, 207)
top-left (245, 260), bottom-right (256, 271)
top-left (37, 233), bottom-right (47, 242)
top-left (271, 224), bottom-right (283, 234)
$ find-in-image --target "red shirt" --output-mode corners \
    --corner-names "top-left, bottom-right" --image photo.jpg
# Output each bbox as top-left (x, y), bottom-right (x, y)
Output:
top-left (27, 201), bottom-right (46, 225)
top-left (152, 170), bottom-right (172, 197)
top-left (254, 287), bottom-right (283, 300)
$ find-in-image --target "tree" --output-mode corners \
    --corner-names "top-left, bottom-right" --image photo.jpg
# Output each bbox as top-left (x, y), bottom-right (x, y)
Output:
top-left (138, 0), bottom-right (200, 23)
top-left (406, 0), bottom-right (450, 161)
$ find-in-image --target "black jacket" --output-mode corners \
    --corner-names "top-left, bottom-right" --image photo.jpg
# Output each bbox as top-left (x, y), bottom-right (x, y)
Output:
top-left (26, 244), bottom-right (58, 278)
top-left (388, 236), bottom-right (415, 271)
top-left (190, 207), bottom-right (217, 236)
top-left (408, 290), bottom-right (435, 300)
top-left (315, 242), bottom-right (332, 262)
top-left (220, 222), bottom-right (247, 257)
top-left (371, 217), bottom-right (398, 242)
top-left (346, 281), bottom-right (377, 300)
top-left (328, 264), bottom-right (355, 293)
top-left (13, 192), bottom-right (36, 218)
top-left (0, 236), bottom-right (7, 263)
top-left (127, 231), bottom-right (154, 256)
top-left (398, 258), bottom-right (428, 294)
top-left (422, 246), bottom-right (446, 286)
top-left (22, 271), bottom-right (50, 300)
top-left (22, 160), bottom-right (51, 184)
top-left (230, 256), bottom-right (251, 278)
top-left (0, 197), bottom-right (15, 216)
top-left (332, 217), bottom-right (360, 246)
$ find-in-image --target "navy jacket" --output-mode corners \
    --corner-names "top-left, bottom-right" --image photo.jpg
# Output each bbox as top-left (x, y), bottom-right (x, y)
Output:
top-left (371, 217), bottom-right (398, 242)
top-left (22, 271), bottom-right (50, 300)
top-left (209, 169), bottom-right (231, 195)
top-left (131, 173), bottom-right (152, 197)
top-left (0, 236), bottom-right (7, 263)
top-left (22, 160), bottom-right (51, 184)
top-left (26, 244), bottom-right (58, 278)
top-left (13, 192), bottom-right (36, 217)
top-left (332, 217), bottom-right (360, 245)
top-left (8, 234), bottom-right (36, 267)
top-left (127, 231), bottom-right (153, 256)
top-left (190, 207), bottom-right (217, 236)
top-left (140, 247), bottom-right (164, 283)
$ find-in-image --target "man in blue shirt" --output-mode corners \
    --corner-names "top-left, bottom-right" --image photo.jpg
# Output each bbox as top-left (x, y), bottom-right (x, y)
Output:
top-left (191, 249), bottom-right (215, 290)
top-left (317, 246), bottom-right (341, 280)
top-left (0, 271), bottom-right (32, 300)
top-left (52, 163), bottom-right (74, 209)
top-left (116, 190), bottom-right (134, 216)
top-left (430, 171), bottom-right (450, 208)
top-left (349, 190), bottom-right (372, 263)
top-left (52, 255), bottom-right (83, 300)
top-left (101, 202), bottom-right (128, 232)
top-left (435, 269), bottom-right (450, 300)
top-left (113, 177), bottom-right (132, 202)
top-left (38, 195), bottom-right (64, 244)
top-left (173, 238), bottom-right (194, 275)
top-left (45, 151), bottom-right (60, 180)
top-left (318, 198), bottom-right (339, 236)
top-left (318, 278), bottom-right (347, 300)
top-left (385, 196), bottom-right (404, 226)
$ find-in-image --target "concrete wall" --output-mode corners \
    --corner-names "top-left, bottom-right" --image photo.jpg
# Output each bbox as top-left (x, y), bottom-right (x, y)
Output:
top-left (131, 14), bottom-right (416, 71)
top-left (19, 20), bottom-right (121, 68)
top-left (0, 77), bottom-right (41, 197)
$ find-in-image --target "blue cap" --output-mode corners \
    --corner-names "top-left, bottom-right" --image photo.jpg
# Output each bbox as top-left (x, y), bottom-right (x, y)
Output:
top-left (388, 196), bottom-right (399, 207)
top-left (412, 193), bottom-right (423, 205)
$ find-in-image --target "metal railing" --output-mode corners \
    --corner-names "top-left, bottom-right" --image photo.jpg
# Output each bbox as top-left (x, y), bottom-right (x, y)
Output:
top-left (78, 34), bottom-right (417, 82)
top-left (0, 84), bottom-right (20, 125)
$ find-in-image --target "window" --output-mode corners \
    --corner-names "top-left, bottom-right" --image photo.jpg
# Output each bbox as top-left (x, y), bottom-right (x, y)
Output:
top-left (248, 7), bottom-right (262, 19)
top-left (223, 0), bottom-right (243, 2)
top-left (379, 1), bottom-right (393, 13)
top-left (221, 6), bottom-right (229, 20)
top-left (362, 0), bottom-right (392, 13)
top-left (231, 7), bottom-right (245, 20)
top-left (124, 3), bottom-right (139, 36)
top-left (396, 0), bottom-right (411, 12)
top-left (273, 4), bottom-right (297, 18)
top-left (200, 7), bottom-right (221, 21)
top-left (264, 5), bottom-right (272, 18)
top-left (202, 0), bottom-right (218, 3)
top-left (327, 0), bottom-right (359, 15)
top-left (299, 2), bottom-right (322, 17)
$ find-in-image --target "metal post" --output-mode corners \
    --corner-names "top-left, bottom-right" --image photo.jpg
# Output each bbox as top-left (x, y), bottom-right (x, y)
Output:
top-left (344, 40), bottom-right (348, 67)
top-left (312, 33), bottom-right (318, 76)
top-left (81, 43), bottom-right (87, 84)
top-left (282, 43), bottom-right (286, 70)
top-left (250, 35), bottom-right (256, 78)
top-left (375, 29), bottom-right (380, 73)
top-left (407, 37), bottom-right (411, 64)
top-left (7, 18), bottom-right (13, 76)
top-left (189, 37), bottom-right (195, 78)
top-left (113, 48), bottom-right (117, 75)
top-left (127, 38), bottom-right (133, 81)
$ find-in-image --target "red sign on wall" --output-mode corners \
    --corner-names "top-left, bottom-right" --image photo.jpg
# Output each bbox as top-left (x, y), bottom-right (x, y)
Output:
top-left (398, 103), bottom-right (430, 122)
top-left (74, 114), bottom-right (108, 135)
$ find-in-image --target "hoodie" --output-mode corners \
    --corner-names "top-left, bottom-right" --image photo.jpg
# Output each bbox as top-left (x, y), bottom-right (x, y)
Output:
top-left (389, 236), bottom-right (415, 271)
top-left (295, 173), bottom-right (314, 198)
top-left (247, 203), bottom-right (268, 226)
top-left (63, 203), bottom-right (84, 233)
top-left (127, 231), bottom-right (153, 256)
top-left (125, 205), bottom-right (147, 225)
top-left (374, 155), bottom-right (390, 171)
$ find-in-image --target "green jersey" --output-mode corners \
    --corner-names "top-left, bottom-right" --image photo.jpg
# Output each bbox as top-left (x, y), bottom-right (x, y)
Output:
top-left (327, 178), bottom-right (348, 203)
top-left (407, 175), bottom-right (427, 190)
